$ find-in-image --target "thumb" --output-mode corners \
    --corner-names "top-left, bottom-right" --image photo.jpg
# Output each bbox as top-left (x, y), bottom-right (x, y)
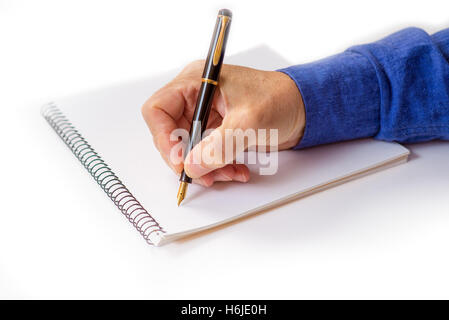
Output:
top-left (184, 120), bottom-right (251, 179)
top-left (184, 125), bottom-right (228, 179)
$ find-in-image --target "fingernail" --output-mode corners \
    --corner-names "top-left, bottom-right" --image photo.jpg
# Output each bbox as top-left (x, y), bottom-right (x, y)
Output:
top-left (235, 172), bottom-right (249, 182)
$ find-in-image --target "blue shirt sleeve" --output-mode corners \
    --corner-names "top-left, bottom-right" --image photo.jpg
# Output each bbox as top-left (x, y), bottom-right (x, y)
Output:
top-left (278, 27), bottom-right (449, 149)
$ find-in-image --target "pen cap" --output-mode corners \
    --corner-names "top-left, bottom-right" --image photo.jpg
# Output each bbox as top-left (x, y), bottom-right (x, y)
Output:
top-left (218, 8), bottom-right (232, 18)
top-left (202, 9), bottom-right (232, 80)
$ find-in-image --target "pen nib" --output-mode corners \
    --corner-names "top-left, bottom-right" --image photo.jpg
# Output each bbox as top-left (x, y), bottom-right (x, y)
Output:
top-left (177, 182), bottom-right (188, 206)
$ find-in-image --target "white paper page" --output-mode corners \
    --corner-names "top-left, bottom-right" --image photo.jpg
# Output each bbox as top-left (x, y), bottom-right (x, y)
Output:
top-left (51, 46), bottom-right (409, 244)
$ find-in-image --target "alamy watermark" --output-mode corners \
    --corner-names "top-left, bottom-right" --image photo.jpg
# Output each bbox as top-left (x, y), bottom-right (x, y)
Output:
top-left (169, 122), bottom-right (279, 175)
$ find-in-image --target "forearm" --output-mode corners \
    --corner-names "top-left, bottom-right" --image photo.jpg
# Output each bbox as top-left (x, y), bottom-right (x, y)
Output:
top-left (279, 27), bottom-right (449, 148)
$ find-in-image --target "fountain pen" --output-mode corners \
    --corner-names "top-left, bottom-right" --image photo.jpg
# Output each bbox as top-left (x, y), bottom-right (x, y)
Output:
top-left (177, 9), bottom-right (232, 206)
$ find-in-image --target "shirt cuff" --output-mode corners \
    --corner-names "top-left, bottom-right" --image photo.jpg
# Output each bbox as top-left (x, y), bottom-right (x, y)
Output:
top-left (278, 50), bottom-right (381, 149)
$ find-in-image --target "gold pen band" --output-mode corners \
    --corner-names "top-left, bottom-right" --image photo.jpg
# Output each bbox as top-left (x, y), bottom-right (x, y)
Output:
top-left (202, 78), bottom-right (218, 85)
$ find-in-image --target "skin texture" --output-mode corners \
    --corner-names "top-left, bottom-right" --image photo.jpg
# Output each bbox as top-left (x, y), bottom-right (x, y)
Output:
top-left (141, 61), bottom-right (305, 187)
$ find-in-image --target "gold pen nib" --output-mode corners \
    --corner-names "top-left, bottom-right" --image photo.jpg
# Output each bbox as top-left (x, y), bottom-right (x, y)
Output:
top-left (177, 181), bottom-right (188, 206)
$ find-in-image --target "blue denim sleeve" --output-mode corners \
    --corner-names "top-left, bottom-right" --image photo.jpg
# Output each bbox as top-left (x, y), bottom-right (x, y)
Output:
top-left (278, 27), bottom-right (449, 149)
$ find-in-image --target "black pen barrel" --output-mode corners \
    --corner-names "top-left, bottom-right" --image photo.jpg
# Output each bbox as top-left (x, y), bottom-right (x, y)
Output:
top-left (180, 81), bottom-right (217, 183)
top-left (180, 9), bottom-right (232, 184)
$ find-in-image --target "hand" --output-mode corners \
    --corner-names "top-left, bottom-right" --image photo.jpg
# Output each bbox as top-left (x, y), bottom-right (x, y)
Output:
top-left (141, 61), bottom-right (305, 187)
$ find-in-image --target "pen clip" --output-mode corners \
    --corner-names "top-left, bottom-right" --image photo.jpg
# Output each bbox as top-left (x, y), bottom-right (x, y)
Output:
top-left (213, 15), bottom-right (230, 66)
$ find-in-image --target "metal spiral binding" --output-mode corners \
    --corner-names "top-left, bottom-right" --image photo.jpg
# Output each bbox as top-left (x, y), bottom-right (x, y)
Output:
top-left (42, 102), bottom-right (165, 245)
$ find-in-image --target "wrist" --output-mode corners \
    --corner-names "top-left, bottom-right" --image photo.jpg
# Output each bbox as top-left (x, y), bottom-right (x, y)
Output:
top-left (272, 71), bottom-right (305, 149)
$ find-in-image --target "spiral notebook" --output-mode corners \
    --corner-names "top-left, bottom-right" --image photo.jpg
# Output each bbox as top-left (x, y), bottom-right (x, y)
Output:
top-left (42, 46), bottom-right (410, 246)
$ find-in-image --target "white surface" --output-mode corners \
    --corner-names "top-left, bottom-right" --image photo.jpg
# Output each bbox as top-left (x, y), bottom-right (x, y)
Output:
top-left (1, 0), bottom-right (449, 299)
top-left (49, 47), bottom-right (409, 245)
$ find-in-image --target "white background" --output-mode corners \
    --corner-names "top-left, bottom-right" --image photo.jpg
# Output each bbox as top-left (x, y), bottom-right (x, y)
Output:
top-left (1, 0), bottom-right (449, 299)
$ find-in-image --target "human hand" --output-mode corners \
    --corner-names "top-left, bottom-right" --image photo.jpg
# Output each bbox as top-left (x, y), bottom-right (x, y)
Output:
top-left (141, 61), bottom-right (305, 186)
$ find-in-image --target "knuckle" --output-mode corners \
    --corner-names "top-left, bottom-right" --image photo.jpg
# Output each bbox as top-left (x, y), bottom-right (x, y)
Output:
top-left (141, 99), bottom-right (152, 118)
top-left (183, 60), bottom-right (205, 74)
top-left (191, 59), bottom-right (205, 68)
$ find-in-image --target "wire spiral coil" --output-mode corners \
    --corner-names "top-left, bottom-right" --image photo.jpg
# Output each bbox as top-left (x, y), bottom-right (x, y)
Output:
top-left (42, 102), bottom-right (165, 245)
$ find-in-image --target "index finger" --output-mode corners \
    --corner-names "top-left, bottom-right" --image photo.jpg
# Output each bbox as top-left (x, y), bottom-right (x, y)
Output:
top-left (141, 84), bottom-right (187, 173)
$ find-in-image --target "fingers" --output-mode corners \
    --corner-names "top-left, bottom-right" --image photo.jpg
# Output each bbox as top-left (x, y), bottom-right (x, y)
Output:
top-left (183, 117), bottom-right (253, 179)
top-left (183, 125), bottom-right (227, 179)
top-left (193, 164), bottom-right (250, 187)
top-left (141, 85), bottom-right (190, 173)
top-left (142, 62), bottom-right (269, 187)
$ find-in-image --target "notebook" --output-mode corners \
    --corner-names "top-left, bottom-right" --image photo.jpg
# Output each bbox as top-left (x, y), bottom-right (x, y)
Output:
top-left (41, 46), bottom-right (410, 246)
